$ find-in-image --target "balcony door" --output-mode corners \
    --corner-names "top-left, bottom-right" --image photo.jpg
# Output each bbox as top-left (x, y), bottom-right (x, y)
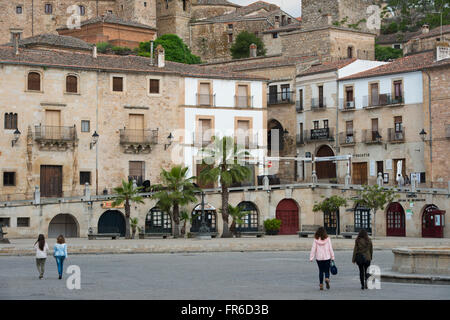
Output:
top-left (237, 85), bottom-right (249, 107)
top-left (129, 114), bottom-right (144, 143)
top-left (45, 110), bottom-right (61, 139)
top-left (370, 83), bottom-right (379, 106)
top-left (199, 82), bottom-right (211, 106)
top-left (269, 85), bottom-right (277, 104)
top-left (371, 118), bottom-right (379, 141)
top-left (129, 161), bottom-right (145, 186)
top-left (198, 118), bottom-right (213, 146)
top-left (237, 119), bottom-right (250, 148)
top-left (352, 162), bottom-right (368, 185)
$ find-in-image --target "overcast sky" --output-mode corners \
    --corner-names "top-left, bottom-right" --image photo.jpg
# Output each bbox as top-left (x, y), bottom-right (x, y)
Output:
top-left (228, 0), bottom-right (301, 17)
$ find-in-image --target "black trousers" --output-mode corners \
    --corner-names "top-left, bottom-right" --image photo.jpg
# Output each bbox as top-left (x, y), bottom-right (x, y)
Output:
top-left (357, 260), bottom-right (371, 287)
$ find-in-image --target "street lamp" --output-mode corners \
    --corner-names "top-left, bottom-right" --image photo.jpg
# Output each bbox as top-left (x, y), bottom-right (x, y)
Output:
top-left (164, 132), bottom-right (174, 150)
top-left (197, 191), bottom-right (211, 240)
top-left (419, 129), bottom-right (427, 141)
top-left (90, 131), bottom-right (99, 149)
top-left (11, 128), bottom-right (21, 147)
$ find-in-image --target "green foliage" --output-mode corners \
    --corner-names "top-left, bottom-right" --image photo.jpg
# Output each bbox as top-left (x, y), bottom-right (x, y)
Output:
top-left (353, 185), bottom-right (399, 212)
top-left (230, 31), bottom-right (266, 59)
top-left (312, 195), bottom-right (348, 214)
top-left (264, 218), bottom-right (282, 231)
top-left (375, 44), bottom-right (403, 61)
top-left (96, 42), bottom-right (112, 53)
top-left (138, 34), bottom-right (201, 64)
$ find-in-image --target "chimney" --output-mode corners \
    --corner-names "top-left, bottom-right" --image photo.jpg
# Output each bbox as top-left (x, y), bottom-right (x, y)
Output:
top-left (249, 43), bottom-right (257, 58)
top-left (323, 14), bottom-right (332, 26)
top-left (156, 44), bottom-right (165, 68)
top-left (436, 42), bottom-right (450, 61)
top-left (92, 45), bottom-right (97, 58)
top-left (10, 28), bottom-right (23, 55)
top-left (421, 24), bottom-right (430, 34)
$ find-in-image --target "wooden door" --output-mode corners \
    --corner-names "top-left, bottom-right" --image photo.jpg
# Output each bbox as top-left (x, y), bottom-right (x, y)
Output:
top-left (129, 114), bottom-right (144, 143)
top-left (40, 165), bottom-right (63, 198)
top-left (315, 145), bottom-right (336, 180)
top-left (352, 162), bottom-right (368, 185)
top-left (370, 83), bottom-right (379, 106)
top-left (422, 205), bottom-right (445, 238)
top-left (275, 199), bottom-right (299, 235)
top-left (386, 202), bottom-right (405, 236)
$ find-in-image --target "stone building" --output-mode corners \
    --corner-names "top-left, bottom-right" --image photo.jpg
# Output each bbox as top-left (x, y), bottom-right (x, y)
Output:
top-left (0, 34), bottom-right (267, 201)
top-left (404, 25), bottom-right (450, 56)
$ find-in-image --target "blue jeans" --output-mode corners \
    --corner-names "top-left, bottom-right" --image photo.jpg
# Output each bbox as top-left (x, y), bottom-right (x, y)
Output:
top-left (55, 256), bottom-right (65, 276)
top-left (316, 259), bottom-right (331, 284)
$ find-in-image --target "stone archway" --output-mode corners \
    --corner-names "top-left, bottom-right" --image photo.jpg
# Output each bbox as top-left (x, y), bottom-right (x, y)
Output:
top-left (48, 213), bottom-right (79, 238)
top-left (190, 203), bottom-right (217, 233)
top-left (237, 201), bottom-right (259, 232)
top-left (98, 210), bottom-right (126, 237)
top-left (268, 119), bottom-right (285, 154)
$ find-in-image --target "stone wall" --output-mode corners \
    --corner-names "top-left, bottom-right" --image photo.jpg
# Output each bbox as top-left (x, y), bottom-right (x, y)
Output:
top-left (191, 4), bottom-right (237, 21)
top-left (156, 0), bottom-right (191, 45)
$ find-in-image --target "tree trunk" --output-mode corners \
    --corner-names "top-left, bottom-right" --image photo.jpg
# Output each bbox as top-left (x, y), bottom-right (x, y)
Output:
top-left (173, 203), bottom-right (180, 238)
top-left (125, 200), bottom-right (131, 239)
top-left (221, 182), bottom-right (232, 238)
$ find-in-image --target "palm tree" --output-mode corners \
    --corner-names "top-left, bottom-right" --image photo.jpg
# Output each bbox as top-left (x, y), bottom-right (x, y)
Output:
top-left (112, 180), bottom-right (144, 239)
top-left (198, 136), bottom-right (252, 238)
top-left (152, 166), bottom-right (198, 238)
top-left (227, 204), bottom-right (248, 237)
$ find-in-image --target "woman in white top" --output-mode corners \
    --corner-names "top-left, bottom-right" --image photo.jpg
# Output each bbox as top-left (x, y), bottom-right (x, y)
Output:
top-left (34, 234), bottom-right (49, 279)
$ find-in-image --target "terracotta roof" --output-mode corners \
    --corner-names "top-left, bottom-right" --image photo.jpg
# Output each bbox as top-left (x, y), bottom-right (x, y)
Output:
top-left (296, 58), bottom-right (356, 77)
top-left (263, 23), bottom-right (302, 34)
top-left (0, 45), bottom-right (267, 81)
top-left (413, 25), bottom-right (450, 40)
top-left (340, 51), bottom-right (435, 80)
top-left (376, 31), bottom-right (421, 44)
top-left (57, 13), bottom-right (157, 31)
top-left (211, 55), bottom-right (318, 72)
top-left (6, 34), bottom-right (94, 51)
top-left (194, 0), bottom-right (241, 7)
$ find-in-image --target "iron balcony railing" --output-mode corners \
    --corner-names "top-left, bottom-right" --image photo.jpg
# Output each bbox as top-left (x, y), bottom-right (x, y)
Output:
top-left (363, 93), bottom-right (404, 108)
top-left (387, 128), bottom-right (405, 143)
top-left (196, 93), bottom-right (216, 107)
top-left (339, 99), bottom-right (355, 111)
top-left (311, 97), bottom-right (326, 110)
top-left (305, 127), bottom-right (334, 142)
top-left (296, 100), bottom-right (304, 112)
top-left (339, 132), bottom-right (356, 145)
top-left (235, 95), bottom-right (254, 108)
top-left (34, 125), bottom-right (76, 142)
top-left (119, 129), bottom-right (158, 145)
top-left (193, 132), bottom-right (213, 147)
top-left (362, 129), bottom-right (383, 144)
top-left (235, 135), bottom-right (259, 149)
top-left (267, 91), bottom-right (294, 105)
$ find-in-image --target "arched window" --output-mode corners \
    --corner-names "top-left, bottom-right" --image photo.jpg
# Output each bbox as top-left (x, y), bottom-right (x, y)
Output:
top-left (145, 207), bottom-right (172, 233)
top-left (354, 204), bottom-right (371, 234)
top-left (237, 202), bottom-right (259, 232)
top-left (66, 75), bottom-right (78, 93)
top-left (191, 203), bottom-right (217, 232)
top-left (4, 113), bottom-right (18, 129)
top-left (27, 72), bottom-right (41, 91)
top-left (79, 5), bottom-right (85, 16)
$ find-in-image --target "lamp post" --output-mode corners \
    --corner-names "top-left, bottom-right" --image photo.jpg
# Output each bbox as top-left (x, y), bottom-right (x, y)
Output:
top-left (197, 191), bottom-right (211, 240)
top-left (11, 128), bottom-right (21, 147)
top-left (90, 131), bottom-right (99, 195)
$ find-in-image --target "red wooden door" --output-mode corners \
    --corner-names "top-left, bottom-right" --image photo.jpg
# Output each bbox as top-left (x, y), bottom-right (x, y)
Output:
top-left (422, 205), bottom-right (445, 238)
top-left (275, 199), bottom-right (299, 235)
top-left (386, 202), bottom-right (405, 237)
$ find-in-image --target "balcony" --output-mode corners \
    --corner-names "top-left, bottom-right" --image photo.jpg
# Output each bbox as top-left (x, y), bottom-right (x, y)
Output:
top-left (363, 93), bottom-right (404, 109)
top-left (34, 125), bottom-right (77, 150)
top-left (296, 100), bottom-right (304, 113)
top-left (193, 133), bottom-right (213, 148)
top-left (296, 134), bottom-right (305, 146)
top-left (387, 128), bottom-right (405, 143)
top-left (235, 95), bottom-right (253, 108)
top-left (305, 127), bottom-right (334, 142)
top-left (235, 135), bottom-right (259, 149)
top-left (311, 97), bottom-right (326, 110)
top-left (339, 99), bottom-right (355, 111)
top-left (362, 129), bottom-right (383, 144)
top-left (267, 91), bottom-right (294, 105)
top-left (196, 94), bottom-right (216, 107)
top-left (119, 129), bottom-right (158, 153)
top-left (339, 132), bottom-right (356, 146)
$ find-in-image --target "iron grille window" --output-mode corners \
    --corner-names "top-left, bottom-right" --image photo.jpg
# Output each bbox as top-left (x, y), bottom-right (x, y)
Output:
top-left (112, 77), bottom-right (123, 92)
top-left (80, 171), bottom-right (91, 185)
top-left (149, 79), bottom-right (160, 94)
top-left (27, 72), bottom-right (41, 91)
top-left (81, 120), bottom-right (90, 132)
top-left (66, 75), bottom-right (78, 93)
top-left (0, 218), bottom-right (10, 227)
top-left (17, 217), bottom-right (30, 227)
top-left (4, 113), bottom-right (18, 129)
top-left (45, 3), bottom-right (52, 14)
top-left (3, 172), bottom-right (16, 186)
top-left (16, 6), bottom-right (23, 14)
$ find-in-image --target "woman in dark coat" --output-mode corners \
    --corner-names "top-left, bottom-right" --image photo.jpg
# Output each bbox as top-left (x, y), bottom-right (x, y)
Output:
top-left (352, 229), bottom-right (373, 290)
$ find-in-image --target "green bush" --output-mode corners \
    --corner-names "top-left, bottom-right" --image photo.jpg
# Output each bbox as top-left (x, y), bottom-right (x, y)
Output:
top-left (264, 218), bottom-right (282, 231)
top-left (230, 31), bottom-right (266, 59)
top-left (375, 44), bottom-right (403, 61)
top-left (96, 42), bottom-right (112, 53)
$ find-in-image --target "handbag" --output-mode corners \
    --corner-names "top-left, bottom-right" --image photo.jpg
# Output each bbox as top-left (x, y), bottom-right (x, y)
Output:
top-left (330, 260), bottom-right (338, 275)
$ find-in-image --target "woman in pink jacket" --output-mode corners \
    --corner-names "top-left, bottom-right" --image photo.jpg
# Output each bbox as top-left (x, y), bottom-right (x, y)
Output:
top-left (309, 227), bottom-right (335, 290)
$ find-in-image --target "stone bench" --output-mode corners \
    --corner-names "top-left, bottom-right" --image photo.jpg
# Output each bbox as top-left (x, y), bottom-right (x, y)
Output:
top-left (235, 231), bottom-right (265, 238)
top-left (139, 232), bottom-right (171, 239)
top-left (298, 225), bottom-right (321, 238)
top-left (88, 233), bottom-right (120, 240)
top-left (342, 225), bottom-right (358, 239)
top-left (190, 232), bottom-right (219, 238)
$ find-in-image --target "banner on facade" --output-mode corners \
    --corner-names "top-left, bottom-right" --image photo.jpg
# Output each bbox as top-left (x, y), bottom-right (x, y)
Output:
top-left (101, 201), bottom-right (124, 209)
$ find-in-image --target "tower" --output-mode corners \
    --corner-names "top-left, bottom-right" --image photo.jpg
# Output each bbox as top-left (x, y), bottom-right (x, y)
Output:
top-left (116, 0), bottom-right (157, 29)
top-left (156, 0), bottom-right (192, 45)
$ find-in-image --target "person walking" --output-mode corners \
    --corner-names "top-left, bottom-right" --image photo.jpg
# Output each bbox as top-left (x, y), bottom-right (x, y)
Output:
top-left (309, 227), bottom-right (335, 290)
top-left (34, 234), bottom-right (49, 279)
top-left (54, 235), bottom-right (68, 280)
top-left (352, 229), bottom-right (373, 290)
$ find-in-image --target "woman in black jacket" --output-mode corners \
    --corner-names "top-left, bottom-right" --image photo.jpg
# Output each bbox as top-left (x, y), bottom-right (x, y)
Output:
top-left (352, 229), bottom-right (373, 290)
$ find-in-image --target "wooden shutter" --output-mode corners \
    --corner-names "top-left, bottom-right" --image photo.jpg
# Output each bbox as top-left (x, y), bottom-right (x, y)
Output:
top-left (352, 162), bottom-right (368, 185)
top-left (40, 165), bottom-right (62, 197)
top-left (129, 161), bottom-right (145, 185)
top-left (199, 83), bottom-right (211, 105)
top-left (66, 75), bottom-right (78, 93)
top-left (199, 118), bottom-right (212, 144)
top-left (28, 72), bottom-right (41, 91)
top-left (370, 83), bottom-right (379, 106)
top-left (129, 114), bottom-right (144, 142)
top-left (113, 77), bottom-right (123, 92)
top-left (149, 79), bottom-right (159, 94)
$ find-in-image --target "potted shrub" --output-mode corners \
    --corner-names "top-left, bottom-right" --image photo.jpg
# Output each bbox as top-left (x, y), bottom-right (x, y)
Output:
top-left (264, 218), bottom-right (281, 235)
